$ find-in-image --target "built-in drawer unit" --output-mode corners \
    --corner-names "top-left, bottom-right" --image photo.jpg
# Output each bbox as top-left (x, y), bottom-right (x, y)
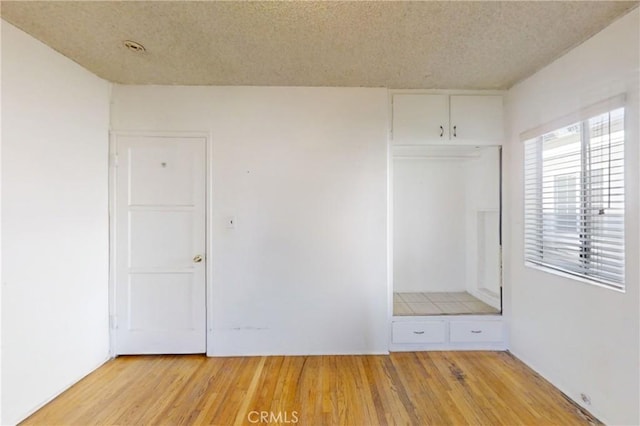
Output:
top-left (390, 316), bottom-right (505, 351)
top-left (392, 320), bottom-right (446, 344)
top-left (449, 320), bottom-right (503, 343)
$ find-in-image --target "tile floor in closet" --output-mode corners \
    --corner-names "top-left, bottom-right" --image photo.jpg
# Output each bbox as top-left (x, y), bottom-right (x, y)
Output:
top-left (394, 291), bottom-right (499, 315)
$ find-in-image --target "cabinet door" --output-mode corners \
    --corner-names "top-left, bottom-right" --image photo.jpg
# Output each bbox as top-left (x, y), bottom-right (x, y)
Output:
top-left (392, 94), bottom-right (449, 144)
top-left (450, 95), bottom-right (503, 144)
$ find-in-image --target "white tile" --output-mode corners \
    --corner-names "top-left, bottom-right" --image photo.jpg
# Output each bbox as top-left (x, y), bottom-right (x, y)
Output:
top-left (399, 292), bottom-right (429, 302)
top-left (450, 292), bottom-right (478, 302)
top-left (394, 302), bottom-right (413, 315)
top-left (462, 301), bottom-right (500, 314)
top-left (407, 302), bottom-right (442, 315)
top-left (425, 292), bottom-right (458, 302)
top-left (435, 302), bottom-right (473, 314)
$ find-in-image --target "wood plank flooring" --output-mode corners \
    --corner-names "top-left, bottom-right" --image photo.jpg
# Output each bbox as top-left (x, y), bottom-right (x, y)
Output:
top-left (22, 351), bottom-right (597, 426)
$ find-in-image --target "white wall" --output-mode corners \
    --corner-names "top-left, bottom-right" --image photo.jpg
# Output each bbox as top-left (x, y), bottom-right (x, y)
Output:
top-left (464, 147), bottom-right (501, 307)
top-left (111, 85), bottom-right (389, 355)
top-left (504, 9), bottom-right (639, 425)
top-left (1, 21), bottom-right (111, 425)
top-left (393, 158), bottom-right (467, 292)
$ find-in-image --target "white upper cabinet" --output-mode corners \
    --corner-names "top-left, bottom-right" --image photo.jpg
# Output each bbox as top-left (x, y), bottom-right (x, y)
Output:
top-left (392, 94), bottom-right (449, 143)
top-left (391, 93), bottom-right (504, 145)
top-left (449, 95), bottom-right (503, 144)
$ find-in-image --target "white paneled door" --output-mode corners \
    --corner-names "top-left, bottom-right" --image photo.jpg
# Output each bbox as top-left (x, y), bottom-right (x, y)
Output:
top-left (114, 135), bottom-right (206, 354)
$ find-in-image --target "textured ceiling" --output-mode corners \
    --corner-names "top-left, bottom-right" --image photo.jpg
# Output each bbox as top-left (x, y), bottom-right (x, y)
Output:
top-left (1, 1), bottom-right (638, 89)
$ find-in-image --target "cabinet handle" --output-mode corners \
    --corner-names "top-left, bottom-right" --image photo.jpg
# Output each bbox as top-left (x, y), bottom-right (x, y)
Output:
top-left (439, 125), bottom-right (444, 137)
top-left (453, 125), bottom-right (457, 137)
top-left (471, 330), bottom-right (482, 334)
top-left (413, 331), bottom-right (425, 335)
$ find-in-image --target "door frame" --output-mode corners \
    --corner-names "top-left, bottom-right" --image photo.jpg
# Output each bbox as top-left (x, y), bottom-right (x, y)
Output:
top-left (109, 130), bottom-right (214, 357)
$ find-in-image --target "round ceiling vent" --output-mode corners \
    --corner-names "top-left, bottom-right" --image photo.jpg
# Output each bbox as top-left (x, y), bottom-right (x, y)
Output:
top-left (123, 40), bottom-right (146, 53)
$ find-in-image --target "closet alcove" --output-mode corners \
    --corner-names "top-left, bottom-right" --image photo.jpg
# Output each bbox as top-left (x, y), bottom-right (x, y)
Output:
top-left (392, 145), bottom-right (502, 316)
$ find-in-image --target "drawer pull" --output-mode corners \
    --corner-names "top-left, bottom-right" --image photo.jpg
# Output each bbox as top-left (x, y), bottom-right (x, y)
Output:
top-left (471, 330), bottom-right (482, 334)
top-left (413, 331), bottom-right (425, 335)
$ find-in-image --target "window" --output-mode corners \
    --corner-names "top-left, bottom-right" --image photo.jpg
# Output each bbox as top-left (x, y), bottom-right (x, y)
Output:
top-left (553, 173), bottom-right (578, 232)
top-left (524, 105), bottom-right (625, 290)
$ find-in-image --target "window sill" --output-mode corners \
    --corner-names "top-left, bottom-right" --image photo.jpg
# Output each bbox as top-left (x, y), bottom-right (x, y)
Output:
top-left (524, 261), bottom-right (625, 293)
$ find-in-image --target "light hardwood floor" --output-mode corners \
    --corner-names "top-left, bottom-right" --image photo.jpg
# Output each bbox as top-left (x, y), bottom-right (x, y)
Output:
top-left (22, 351), bottom-right (597, 426)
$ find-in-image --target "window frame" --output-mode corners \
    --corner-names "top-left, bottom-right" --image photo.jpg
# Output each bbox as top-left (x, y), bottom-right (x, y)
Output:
top-left (522, 96), bottom-right (626, 292)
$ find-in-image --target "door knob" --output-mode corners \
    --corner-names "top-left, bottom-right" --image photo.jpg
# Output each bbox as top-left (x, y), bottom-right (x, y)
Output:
top-left (193, 255), bottom-right (203, 263)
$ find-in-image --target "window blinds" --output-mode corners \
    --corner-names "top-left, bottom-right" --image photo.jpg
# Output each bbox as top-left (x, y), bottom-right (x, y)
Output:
top-left (523, 107), bottom-right (625, 290)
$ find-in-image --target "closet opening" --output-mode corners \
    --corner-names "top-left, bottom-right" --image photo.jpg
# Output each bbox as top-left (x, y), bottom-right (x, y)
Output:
top-left (392, 145), bottom-right (502, 316)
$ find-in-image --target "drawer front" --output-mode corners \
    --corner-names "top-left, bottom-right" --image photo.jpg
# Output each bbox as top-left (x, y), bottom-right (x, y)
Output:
top-left (449, 321), bottom-right (503, 343)
top-left (392, 321), bottom-right (446, 344)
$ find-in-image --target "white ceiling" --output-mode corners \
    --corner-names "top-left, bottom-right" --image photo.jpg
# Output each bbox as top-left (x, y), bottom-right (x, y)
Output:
top-left (1, 1), bottom-right (637, 89)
